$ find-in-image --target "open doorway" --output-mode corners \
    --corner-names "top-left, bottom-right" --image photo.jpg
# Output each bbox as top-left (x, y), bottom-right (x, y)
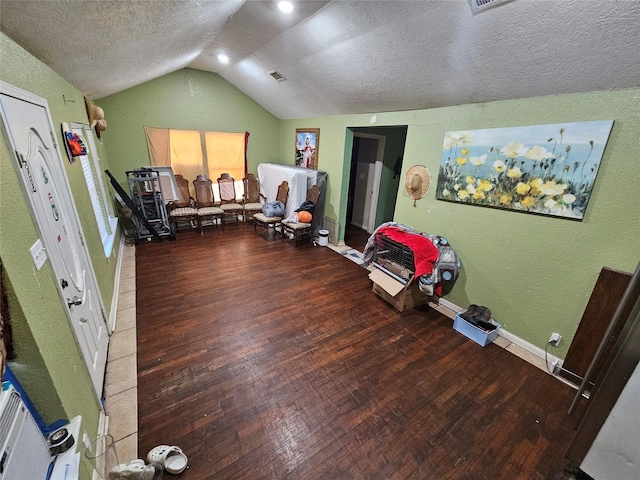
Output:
top-left (345, 126), bottom-right (408, 251)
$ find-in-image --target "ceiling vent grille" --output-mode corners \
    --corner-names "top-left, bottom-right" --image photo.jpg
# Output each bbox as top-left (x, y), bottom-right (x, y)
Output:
top-left (269, 70), bottom-right (287, 82)
top-left (469, 0), bottom-right (514, 14)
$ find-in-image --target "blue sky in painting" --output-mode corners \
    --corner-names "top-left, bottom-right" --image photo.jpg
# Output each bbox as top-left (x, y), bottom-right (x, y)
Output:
top-left (445, 121), bottom-right (613, 151)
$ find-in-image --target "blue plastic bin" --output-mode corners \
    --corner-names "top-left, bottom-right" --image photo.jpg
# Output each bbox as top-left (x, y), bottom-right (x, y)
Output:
top-left (453, 314), bottom-right (501, 347)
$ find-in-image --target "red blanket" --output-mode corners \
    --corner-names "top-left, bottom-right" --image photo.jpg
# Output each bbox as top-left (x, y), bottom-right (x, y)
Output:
top-left (376, 226), bottom-right (439, 277)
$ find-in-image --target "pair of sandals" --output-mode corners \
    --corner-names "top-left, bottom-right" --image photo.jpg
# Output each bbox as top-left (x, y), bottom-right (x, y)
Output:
top-left (460, 304), bottom-right (495, 330)
top-left (110, 445), bottom-right (188, 479)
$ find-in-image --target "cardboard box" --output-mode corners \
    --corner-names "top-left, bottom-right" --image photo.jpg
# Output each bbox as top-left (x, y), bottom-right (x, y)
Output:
top-left (453, 314), bottom-right (501, 347)
top-left (368, 269), bottom-right (429, 312)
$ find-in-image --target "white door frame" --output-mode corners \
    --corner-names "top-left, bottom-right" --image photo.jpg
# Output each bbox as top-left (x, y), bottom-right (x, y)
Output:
top-left (353, 132), bottom-right (385, 233)
top-left (0, 81), bottom-right (109, 398)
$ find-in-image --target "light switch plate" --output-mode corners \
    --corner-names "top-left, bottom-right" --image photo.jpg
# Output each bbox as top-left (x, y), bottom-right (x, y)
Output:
top-left (29, 239), bottom-right (47, 270)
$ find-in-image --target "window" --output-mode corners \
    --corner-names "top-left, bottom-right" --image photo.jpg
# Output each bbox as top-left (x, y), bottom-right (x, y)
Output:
top-left (71, 123), bottom-right (118, 257)
top-left (144, 127), bottom-right (248, 198)
top-left (204, 131), bottom-right (246, 181)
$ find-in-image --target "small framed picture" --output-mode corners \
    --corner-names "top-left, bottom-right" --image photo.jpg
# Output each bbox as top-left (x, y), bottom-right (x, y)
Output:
top-left (295, 128), bottom-right (320, 169)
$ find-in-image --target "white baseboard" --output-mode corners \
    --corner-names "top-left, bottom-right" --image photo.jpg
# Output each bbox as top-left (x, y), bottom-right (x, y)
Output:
top-left (498, 327), bottom-right (564, 370)
top-left (430, 298), bottom-right (564, 372)
top-left (108, 235), bottom-right (126, 334)
top-left (90, 412), bottom-right (109, 480)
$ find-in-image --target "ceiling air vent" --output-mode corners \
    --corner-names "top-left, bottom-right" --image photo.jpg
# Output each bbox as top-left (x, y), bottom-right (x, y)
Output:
top-left (269, 70), bottom-right (287, 82)
top-left (469, 0), bottom-right (514, 14)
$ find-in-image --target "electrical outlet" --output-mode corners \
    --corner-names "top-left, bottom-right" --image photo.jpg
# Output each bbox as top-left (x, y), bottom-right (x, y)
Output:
top-left (29, 239), bottom-right (47, 270)
top-left (549, 332), bottom-right (561, 345)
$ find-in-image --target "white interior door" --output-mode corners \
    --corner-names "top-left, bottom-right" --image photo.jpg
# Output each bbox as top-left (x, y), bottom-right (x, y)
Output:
top-left (0, 83), bottom-right (108, 397)
top-left (352, 161), bottom-right (374, 230)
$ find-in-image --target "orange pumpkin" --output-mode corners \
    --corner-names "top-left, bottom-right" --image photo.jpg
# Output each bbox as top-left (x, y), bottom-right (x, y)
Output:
top-left (297, 211), bottom-right (312, 223)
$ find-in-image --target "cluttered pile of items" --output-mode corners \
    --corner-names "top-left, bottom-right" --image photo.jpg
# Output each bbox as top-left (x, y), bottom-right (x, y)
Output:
top-left (363, 222), bottom-right (461, 311)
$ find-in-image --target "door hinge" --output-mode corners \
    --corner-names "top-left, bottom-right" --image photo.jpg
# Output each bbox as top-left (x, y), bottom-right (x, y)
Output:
top-left (79, 231), bottom-right (85, 246)
top-left (50, 130), bottom-right (58, 148)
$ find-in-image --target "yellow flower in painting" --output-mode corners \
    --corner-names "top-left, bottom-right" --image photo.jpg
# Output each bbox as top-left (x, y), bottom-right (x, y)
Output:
top-left (521, 196), bottom-right (536, 207)
top-left (465, 175), bottom-right (475, 184)
top-left (461, 148), bottom-right (469, 155)
top-left (540, 180), bottom-right (567, 196)
top-left (516, 182), bottom-right (531, 195)
top-left (507, 167), bottom-right (523, 179)
top-left (500, 194), bottom-right (513, 205)
top-left (494, 160), bottom-right (505, 172)
top-left (473, 190), bottom-right (485, 200)
top-left (500, 142), bottom-right (528, 159)
top-left (470, 154), bottom-right (487, 167)
top-left (457, 190), bottom-right (470, 200)
top-left (478, 179), bottom-right (493, 191)
top-left (528, 178), bottom-right (543, 196)
top-left (563, 193), bottom-right (576, 204)
top-left (442, 189), bottom-right (450, 197)
top-left (456, 157), bottom-right (467, 165)
top-left (453, 183), bottom-right (461, 191)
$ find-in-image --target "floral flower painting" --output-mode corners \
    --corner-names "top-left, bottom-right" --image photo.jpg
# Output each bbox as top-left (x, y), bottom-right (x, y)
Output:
top-left (435, 121), bottom-right (614, 220)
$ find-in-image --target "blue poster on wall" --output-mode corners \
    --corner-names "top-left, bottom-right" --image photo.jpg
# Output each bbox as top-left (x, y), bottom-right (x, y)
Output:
top-left (435, 120), bottom-right (614, 220)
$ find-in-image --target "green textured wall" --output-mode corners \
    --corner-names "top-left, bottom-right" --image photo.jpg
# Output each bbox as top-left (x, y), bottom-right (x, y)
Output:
top-left (281, 88), bottom-right (640, 356)
top-left (1, 33), bottom-right (116, 479)
top-left (97, 68), bottom-right (281, 185)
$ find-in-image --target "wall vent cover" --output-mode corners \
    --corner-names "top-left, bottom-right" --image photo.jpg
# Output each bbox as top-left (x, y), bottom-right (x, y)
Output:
top-left (469, 0), bottom-right (514, 14)
top-left (269, 70), bottom-right (287, 82)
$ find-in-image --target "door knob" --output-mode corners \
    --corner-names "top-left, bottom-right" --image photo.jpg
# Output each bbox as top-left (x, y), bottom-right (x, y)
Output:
top-left (67, 296), bottom-right (82, 307)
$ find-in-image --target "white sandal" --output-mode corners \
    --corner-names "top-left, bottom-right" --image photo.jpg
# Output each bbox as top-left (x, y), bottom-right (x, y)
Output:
top-left (147, 445), bottom-right (188, 474)
top-left (109, 459), bottom-right (158, 480)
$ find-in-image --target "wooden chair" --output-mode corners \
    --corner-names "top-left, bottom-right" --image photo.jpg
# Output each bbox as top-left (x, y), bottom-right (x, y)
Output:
top-left (193, 176), bottom-right (224, 234)
top-left (242, 173), bottom-right (265, 223)
top-left (281, 185), bottom-right (321, 247)
top-left (217, 173), bottom-right (244, 222)
top-left (253, 181), bottom-right (289, 239)
top-left (167, 174), bottom-right (198, 233)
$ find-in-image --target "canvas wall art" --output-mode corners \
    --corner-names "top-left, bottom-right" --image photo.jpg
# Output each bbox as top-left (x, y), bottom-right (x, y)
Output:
top-left (295, 128), bottom-right (319, 170)
top-left (435, 120), bottom-right (614, 220)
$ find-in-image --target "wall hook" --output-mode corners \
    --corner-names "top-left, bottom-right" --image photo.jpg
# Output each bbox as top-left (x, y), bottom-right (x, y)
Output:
top-left (63, 95), bottom-right (75, 104)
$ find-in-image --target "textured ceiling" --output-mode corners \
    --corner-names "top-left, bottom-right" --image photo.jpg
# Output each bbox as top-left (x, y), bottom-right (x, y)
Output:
top-left (1, 0), bottom-right (639, 119)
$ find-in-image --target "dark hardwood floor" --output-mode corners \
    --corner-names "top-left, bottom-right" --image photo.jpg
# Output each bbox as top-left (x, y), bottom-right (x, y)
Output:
top-left (135, 224), bottom-right (583, 479)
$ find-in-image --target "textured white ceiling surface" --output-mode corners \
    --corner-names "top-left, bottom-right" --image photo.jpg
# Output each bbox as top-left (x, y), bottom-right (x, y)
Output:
top-left (1, 0), bottom-right (639, 119)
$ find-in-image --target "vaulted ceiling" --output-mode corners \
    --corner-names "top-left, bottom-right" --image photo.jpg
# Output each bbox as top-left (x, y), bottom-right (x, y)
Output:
top-left (2, 0), bottom-right (639, 119)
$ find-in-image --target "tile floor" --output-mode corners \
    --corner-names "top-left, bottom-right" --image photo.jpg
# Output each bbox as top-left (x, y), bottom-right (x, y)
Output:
top-left (103, 242), bottom-right (138, 468)
top-left (101, 240), bottom-right (564, 473)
